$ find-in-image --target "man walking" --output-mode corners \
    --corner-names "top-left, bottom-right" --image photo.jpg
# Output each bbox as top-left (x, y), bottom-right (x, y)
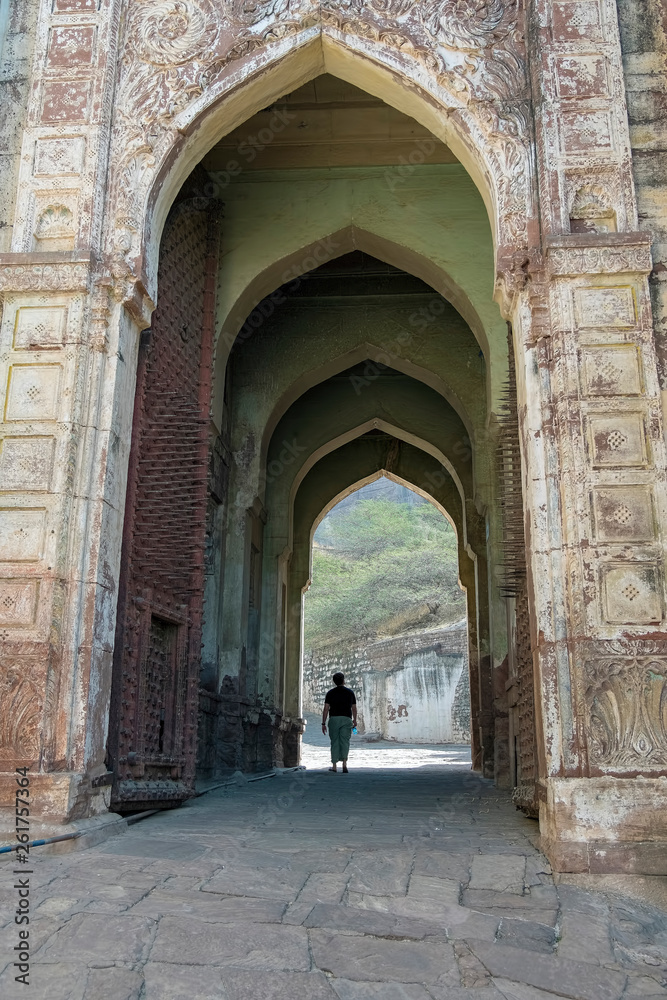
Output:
top-left (322, 672), bottom-right (357, 773)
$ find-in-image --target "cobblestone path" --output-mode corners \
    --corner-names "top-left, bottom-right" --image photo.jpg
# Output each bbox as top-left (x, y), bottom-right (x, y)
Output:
top-left (1, 740), bottom-right (666, 999)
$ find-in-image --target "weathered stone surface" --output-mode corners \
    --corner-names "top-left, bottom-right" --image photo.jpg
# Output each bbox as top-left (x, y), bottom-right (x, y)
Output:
top-left (85, 968), bottom-right (143, 1000)
top-left (407, 875), bottom-right (462, 907)
top-left (38, 912), bottom-right (155, 965)
top-left (129, 890), bottom-right (287, 923)
top-left (219, 970), bottom-right (338, 999)
top-left (309, 929), bottom-right (456, 983)
top-left (297, 873), bottom-right (350, 903)
top-left (142, 963), bottom-right (225, 1000)
top-left (497, 918), bottom-right (557, 954)
top-left (0, 961), bottom-right (87, 1000)
top-left (557, 910), bottom-right (614, 965)
top-left (469, 942), bottom-right (627, 1000)
top-left (201, 867), bottom-right (308, 900)
top-left (331, 981), bottom-right (434, 1000)
top-left (413, 852), bottom-right (472, 882)
top-left (346, 851), bottom-right (413, 895)
top-left (470, 856), bottom-right (526, 894)
top-left (463, 888), bottom-right (558, 926)
top-left (150, 917), bottom-right (310, 970)
top-left (304, 902), bottom-right (448, 939)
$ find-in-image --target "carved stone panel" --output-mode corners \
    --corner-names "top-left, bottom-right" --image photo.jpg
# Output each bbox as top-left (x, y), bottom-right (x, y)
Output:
top-left (585, 654), bottom-right (667, 771)
top-left (552, 1), bottom-right (604, 43)
top-left (0, 438), bottom-right (55, 492)
top-left (560, 110), bottom-right (614, 154)
top-left (0, 580), bottom-right (40, 628)
top-left (587, 412), bottom-right (648, 468)
top-left (41, 81), bottom-right (92, 124)
top-left (0, 509), bottom-right (47, 562)
top-left (574, 286), bottom-right (636, 329)
top-left (554, 54), bottom-right (608, 100)
top-left (592, 486), bottom-right (655, 543)
top-left (13, 306), bottom-right (67, 350)
top-left (0, 668), bottom-right (41, 762)
top-left (601, 562), bottom-right (664, 625)
top-left (5, 365), bottom-right (62, 421)
top-left (580, 345), bottom-right (642, 397)
top-left (34, 138), bottom-right (86, 178)
top-left (53, 0), bottom-right (98, 10)
top-left (47, 26), bottom-right (96, 68)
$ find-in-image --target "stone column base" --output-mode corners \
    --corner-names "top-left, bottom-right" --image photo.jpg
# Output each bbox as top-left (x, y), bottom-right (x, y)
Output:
top-left (540, 776), bottom-right (667, 874)
top-left (0, 771), bottom-right (112, 827)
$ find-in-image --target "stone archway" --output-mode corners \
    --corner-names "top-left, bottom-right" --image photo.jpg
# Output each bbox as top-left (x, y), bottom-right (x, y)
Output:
top-left (0, 0), bottom-right (665, 876)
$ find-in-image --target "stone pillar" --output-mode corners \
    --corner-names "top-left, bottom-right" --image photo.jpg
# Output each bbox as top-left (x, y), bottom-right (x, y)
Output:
top-left (494, 0), bottom-right (667, 873)
top-left (0, 0), bottom-right (151, 824)
top-left (0, 260), bottom-right (151, 824)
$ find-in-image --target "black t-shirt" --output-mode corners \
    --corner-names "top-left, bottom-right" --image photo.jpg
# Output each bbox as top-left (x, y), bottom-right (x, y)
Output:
top-left (325, 686), bottom-right (356, 718)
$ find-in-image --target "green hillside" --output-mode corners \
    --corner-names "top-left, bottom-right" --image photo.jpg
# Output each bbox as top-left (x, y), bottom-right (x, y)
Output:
top-left (304, 480), bottom-right (465, 652)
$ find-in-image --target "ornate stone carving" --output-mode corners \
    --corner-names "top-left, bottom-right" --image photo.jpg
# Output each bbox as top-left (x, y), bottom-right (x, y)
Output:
top-left (0, 260), bottom-right (91, 293)
top-left (569, 184), bottom-right (617, 234)
top-left (0, 668), bottom-right (41, 760)
top-left (33, 205), bottom-right (75, 251)
top-left (585, 655), bottom-right (667, 771)
top-left (547, 244), bottom-right (653, 277)
top-left (111, 0), bottom-right (531, 280)
top-left (130, 0), bottom-right (220, 66)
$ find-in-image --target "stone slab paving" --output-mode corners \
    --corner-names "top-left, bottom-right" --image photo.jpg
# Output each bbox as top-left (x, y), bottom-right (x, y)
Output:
top-left (1, 739), bottom-right (666, 999)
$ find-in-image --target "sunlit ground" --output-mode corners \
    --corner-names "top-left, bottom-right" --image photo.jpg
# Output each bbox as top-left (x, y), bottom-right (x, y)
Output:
top-left (300, 714), bottom-right (472, 770)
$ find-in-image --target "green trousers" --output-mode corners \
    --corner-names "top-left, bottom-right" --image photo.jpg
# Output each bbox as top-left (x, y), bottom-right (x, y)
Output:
top-left (328, 715), bottom-right (354, 764)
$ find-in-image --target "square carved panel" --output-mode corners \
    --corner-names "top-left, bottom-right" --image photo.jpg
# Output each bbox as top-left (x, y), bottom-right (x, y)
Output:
top-left (574, 286), bottom-right (636, 329)
top-left (4, 365), bottom-right (62, 421)
top-left (0, 580), bottom-right (40, 628)
top-left (47, 26), bottom-right (96, 68)
top-left (0, 438), bottom-right (55, 492)
top-left (53, 0), bottom-right (98, 9)
top-left (592, 486), bottom-right (655, 542)
top-left (602, 563), bottom-right (664, 624)
top-left (555, 54), bottom-right (608, 99)
top-left (41, 80), bottom-right (91, 124)
top-left (34, 138), bottom-right (85, 177)
top-left (14, 306), bottom-right (67, 349)
top-left (552, 1), bottom-right (603, 42)
top-left (581, 345), bottom-right (642, 396)
top-left (0, 509), bottom-right (47, 562)
top-left (560, 111), bottom-right (614, 153)
top-left (588, 412), bottom-right (648, 468)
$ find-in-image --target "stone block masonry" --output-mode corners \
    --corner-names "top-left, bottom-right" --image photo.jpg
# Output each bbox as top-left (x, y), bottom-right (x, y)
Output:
top-left (303, 622), bottom-right (470, 743)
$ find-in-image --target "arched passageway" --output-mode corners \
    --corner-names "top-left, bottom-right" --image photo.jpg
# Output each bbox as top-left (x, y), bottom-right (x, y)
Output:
top-left (3, 4), bottom-right (666, 879)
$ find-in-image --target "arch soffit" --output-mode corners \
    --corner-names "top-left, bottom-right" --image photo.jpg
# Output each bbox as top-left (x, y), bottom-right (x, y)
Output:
top-left (260, 339), bottom-right (480, 472)
top-left (109, 7), bottom-right (532, 299)
top-left (213, 226), bottom-right (498, 431)
top-left (286, 418), bottom-right (469, 552)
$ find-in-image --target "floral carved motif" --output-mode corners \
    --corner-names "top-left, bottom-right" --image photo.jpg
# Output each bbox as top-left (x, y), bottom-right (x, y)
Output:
top-left (548, 245), bottom-right (653, 277)
top-left (129, 0), bottom-right (220, 65)
top-left (0, 668), bottom-right (41, 761)
top-left (0, 261), bottom-right (90, 292)
top-left (585, 655), bottom-right (667, 771)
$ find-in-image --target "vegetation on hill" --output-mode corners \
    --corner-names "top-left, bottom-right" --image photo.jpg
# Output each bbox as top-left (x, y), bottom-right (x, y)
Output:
top-left (304, 480), bottom-right (465, 652)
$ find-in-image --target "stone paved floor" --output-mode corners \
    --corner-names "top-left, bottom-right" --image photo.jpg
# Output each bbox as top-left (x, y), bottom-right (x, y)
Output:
top-left (1, 735), bottom-right (666, 999)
